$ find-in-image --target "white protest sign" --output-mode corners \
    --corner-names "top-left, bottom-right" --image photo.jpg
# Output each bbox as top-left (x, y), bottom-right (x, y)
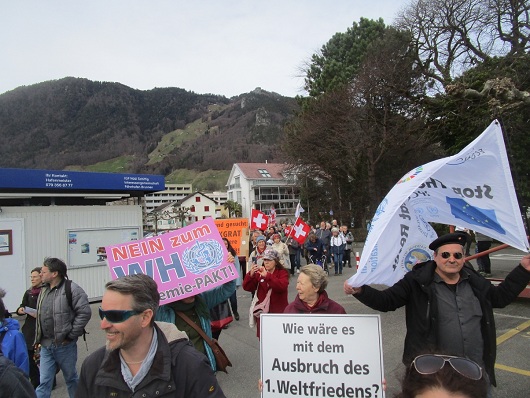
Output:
top-left (260, 314), bottom-right (384, 398)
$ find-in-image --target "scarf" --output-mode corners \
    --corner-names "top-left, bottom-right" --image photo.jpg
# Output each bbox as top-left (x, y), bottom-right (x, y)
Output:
top-left (120, 328), bottom-right (158, 392)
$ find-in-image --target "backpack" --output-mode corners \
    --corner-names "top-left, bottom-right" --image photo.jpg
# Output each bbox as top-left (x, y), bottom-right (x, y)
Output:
top-left (64, 279), bottom-right (89, 347)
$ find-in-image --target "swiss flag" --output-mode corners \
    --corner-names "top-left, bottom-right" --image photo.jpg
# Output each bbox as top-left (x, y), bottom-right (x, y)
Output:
top-left (250, 209), bottom-right (269, 231)
top-left (269, 205), bottom-right (276, 226)
top-left (291, 218), bottom-right (311, 245)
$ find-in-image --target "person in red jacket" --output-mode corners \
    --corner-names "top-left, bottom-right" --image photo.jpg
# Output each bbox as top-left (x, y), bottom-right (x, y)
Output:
top-left (284, 264), bottom-right (346, 314)
top-left (243, 248), bottom-right (289, 339)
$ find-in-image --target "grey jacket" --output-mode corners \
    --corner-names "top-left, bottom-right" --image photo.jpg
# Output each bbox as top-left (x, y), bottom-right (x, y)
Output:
top-left (35, 279), bottom-right (91, 344)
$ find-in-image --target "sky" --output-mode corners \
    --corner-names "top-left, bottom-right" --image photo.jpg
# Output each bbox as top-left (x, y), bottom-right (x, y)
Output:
top-left (1, 1), bottom-right (410, 98)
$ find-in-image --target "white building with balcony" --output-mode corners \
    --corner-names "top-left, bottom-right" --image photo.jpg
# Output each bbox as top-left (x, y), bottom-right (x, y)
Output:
top-left (226, 163), bottom-right (300, 221)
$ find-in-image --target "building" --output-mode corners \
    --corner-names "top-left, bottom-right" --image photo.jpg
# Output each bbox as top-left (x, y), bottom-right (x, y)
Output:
top-left (0, 168), bottom-right (164, 309)
top-left (143, 183), bottom-right (193, 213)
top-left (149, 192), bottom-right (218, 231)
top-left (226, 163), bottom-right (300, 220)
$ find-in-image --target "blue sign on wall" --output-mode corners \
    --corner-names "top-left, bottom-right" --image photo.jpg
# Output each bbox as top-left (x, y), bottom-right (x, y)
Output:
top-left (0, 168), bottom-right (165, 192)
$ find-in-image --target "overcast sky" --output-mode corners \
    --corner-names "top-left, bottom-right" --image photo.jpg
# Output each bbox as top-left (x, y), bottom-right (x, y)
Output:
top-left (1, 1), bottom-right (409, 98)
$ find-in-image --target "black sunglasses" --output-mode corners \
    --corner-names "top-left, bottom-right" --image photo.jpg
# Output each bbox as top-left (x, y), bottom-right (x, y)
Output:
top-left (412, 354), bottom-right (482, 380)
top-left (98, 307), bottom-right (143, 323)
top-left (440, 251), bottom-right (464, 260)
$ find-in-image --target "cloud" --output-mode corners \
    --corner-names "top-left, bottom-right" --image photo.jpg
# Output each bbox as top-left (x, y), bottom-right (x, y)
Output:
top-left (0, 0), bottom-right (407, 97)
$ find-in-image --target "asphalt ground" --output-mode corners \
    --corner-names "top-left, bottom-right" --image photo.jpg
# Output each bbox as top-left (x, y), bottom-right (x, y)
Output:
top-left (20, 243), bottom-right (529, 397)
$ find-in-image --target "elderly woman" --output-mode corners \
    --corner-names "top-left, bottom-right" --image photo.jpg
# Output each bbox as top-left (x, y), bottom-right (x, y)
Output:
top-left (243, 248), bottom-right (289, 339)
top-left (270, 233), bottom-right (289, 270)
top-left (329, 227), bottom-right (346, 275)
top-left (284, 264), bottom-right (346, 314)
top-left (248, 235), bottom-right (267, 272)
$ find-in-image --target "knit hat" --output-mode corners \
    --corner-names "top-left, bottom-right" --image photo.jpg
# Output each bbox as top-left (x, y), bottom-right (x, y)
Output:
top-left (256, 235), bottom-right (266, 243)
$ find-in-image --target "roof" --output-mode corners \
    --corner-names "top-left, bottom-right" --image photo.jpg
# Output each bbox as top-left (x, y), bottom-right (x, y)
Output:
top-left (236, 163), bottom-right (287, 179)
top-left (175, 191), bottom-right (216, 206)
top-left (149, 192), bottom-right (216, 213)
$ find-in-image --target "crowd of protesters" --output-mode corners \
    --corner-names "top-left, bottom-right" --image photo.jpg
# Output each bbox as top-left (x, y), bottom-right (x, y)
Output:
top-left (2, 221), bottom-right (530, 397)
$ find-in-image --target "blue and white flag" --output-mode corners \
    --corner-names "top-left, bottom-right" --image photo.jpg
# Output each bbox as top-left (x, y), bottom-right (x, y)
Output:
top-left (347, 120), bottom-right (529, 287)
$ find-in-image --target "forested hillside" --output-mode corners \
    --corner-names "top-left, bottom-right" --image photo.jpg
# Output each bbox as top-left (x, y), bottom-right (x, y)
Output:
top-left (0, 78), bottom-right (298, 175)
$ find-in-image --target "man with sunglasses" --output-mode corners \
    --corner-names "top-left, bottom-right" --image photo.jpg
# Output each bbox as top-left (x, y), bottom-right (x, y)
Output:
top-left (344, 231), bottom-right (530, 392)
top-left (76, 274), bottom-right (225, 398)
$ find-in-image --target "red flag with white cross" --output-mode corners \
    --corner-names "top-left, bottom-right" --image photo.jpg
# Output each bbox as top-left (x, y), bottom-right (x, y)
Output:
top-left (291, 218), bottom-right (311, 245)
top-left (250, 209), bottom-right (269, 231)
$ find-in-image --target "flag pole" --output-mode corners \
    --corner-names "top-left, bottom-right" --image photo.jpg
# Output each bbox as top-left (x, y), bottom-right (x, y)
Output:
top-left (286, 216), bottom-right (299, 240)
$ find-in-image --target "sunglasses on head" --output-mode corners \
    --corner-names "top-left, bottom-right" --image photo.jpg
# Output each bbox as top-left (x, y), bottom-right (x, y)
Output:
top-left (439, 251), bottom-right (464, 260)
top-left (412, 354), bottom-right (482, 380)
top-left (98, 307), bottom-right (143, 323)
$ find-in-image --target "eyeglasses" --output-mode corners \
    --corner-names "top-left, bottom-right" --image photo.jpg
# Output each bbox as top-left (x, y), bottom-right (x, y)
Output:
top-left (412, 354), bottom-right (482, 380)
top-left (440, 251), bottom-right (464, 260)
top-left (98, 307), bottom-right (143, 323)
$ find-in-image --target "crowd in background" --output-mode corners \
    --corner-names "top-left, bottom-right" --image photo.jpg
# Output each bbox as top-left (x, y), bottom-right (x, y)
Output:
top-left (1, 223), bottom-right (529, 398)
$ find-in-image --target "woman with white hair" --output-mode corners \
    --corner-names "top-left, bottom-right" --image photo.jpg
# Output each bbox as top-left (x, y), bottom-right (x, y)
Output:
top-left (329, 227), bottom-right (347, 275)
top-left (284, 265), bottom-right (345, 314)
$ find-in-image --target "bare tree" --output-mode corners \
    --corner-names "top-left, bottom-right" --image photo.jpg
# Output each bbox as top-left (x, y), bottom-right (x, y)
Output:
top-left (396, 0), bottom-right (529, 90)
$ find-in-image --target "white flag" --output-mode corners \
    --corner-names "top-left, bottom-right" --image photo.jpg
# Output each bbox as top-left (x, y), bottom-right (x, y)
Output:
top-left (347, 120), bottom-right (529, 288)
top-left (295, 202), bottom-right (305, 219)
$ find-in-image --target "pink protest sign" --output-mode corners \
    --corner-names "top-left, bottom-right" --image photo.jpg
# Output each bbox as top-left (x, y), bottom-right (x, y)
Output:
top-left (105, 218), bottom-right (238, 305)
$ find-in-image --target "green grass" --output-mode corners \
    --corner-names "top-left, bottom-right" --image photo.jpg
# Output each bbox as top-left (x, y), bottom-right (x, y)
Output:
top-left (166, 169), bottom-right (230, 191)
top-left (147, 103), bottom-right (229, 165)
top-left (65, 156), bottom-right (135, 173)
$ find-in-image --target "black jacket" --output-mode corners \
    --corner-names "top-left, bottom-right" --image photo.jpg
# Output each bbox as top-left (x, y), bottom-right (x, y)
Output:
top-left (0, 352), bottom-right (36, 398)
top-left (355, 261), bottom-right (530, 386)
top-left (75, 323), bottom-right (225, 398)
top-left (16, 287), bottom-right (40, 348)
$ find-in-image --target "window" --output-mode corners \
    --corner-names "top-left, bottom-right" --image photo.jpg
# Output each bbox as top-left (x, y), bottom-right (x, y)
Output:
top-left (196, 196), bottom-right (201, 202)
top-left (258, 169), bottom-right (271, 178)
top-left (190, 205), bottom-right (195, 212)
top-left (204, 206), bottom-right (210, 211)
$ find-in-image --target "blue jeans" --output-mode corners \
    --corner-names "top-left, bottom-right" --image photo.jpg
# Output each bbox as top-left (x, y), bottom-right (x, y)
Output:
top-left (36, 341), bottom-right (79, 398)
top-left (333, 252), bottom-right (343, 274)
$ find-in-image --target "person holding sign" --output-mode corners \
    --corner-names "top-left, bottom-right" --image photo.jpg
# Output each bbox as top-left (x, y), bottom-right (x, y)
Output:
top-left (243, 248), bottom-right (290, 339)
top-left (76, 274), bottom-right (225, 397)
top-left (154, 257), bottom-right (237, 373)
top-left (284, 264), bottom-right (346, 314)
top-left (345, 231), bottom-right (530, 391)
top-left (396, 354), bottom-right (487, 398)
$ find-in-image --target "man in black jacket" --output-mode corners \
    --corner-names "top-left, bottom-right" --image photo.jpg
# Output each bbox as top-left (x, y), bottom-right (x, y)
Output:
top-left (344, 232), bottom-right (530, 390)
top-left (76, 274), bottom-right (225, 398)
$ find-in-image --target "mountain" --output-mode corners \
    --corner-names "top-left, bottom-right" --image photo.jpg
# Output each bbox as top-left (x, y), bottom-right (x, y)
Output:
top-left (0, 77), bottom-right (298, 181)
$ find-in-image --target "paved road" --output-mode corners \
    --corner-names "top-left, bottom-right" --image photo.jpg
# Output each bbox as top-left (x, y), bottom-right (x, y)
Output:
top-left (29, 243), bottom-right (529, 397)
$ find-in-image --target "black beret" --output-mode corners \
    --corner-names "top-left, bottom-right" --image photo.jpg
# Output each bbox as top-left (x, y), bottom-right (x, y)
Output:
top-left (429, 232), bottom-right (468, 251)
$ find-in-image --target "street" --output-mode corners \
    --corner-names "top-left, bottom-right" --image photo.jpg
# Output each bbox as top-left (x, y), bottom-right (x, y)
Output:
top-left (32, 243), bottom-right (529, 397)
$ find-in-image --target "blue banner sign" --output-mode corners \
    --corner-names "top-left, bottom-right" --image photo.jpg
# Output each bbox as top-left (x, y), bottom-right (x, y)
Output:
top-left (0, 168), bottom-right (165, 192)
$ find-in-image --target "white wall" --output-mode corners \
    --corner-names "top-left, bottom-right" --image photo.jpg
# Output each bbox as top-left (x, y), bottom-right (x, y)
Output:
top-left (0, 218), bottom-right (25, 312)
top-left (0, 205), bottom-right (142, 303)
